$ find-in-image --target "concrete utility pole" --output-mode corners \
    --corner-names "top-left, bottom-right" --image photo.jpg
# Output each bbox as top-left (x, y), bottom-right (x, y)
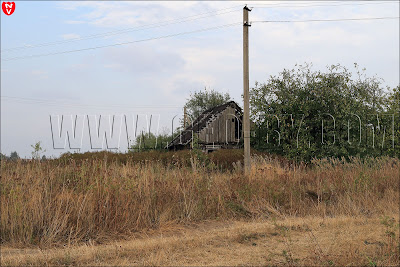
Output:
top-left (183, 106), bottom-right (187, 128)
top-left (243, 5), bottom-right (251, 175)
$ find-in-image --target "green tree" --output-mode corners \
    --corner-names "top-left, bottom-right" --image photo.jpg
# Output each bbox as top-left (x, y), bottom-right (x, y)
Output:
top-left (129, 131), bottom-right (171, 151)
top-left (184, 87), bottom-right (231, 119)
top-left (387, 86), bottom-right (400, 157)
top-left (388, 85), bottom-right (400, 113)
top-left (249, 63), bottom-right (395, 161)
top-left (31, 141), bottom-right (46, 160)
top-left (9, 151), bottom-right (19, 160)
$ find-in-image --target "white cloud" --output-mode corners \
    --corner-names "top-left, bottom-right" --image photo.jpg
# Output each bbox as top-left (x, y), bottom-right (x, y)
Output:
top-left (59, 1), bottom-right (242, 28)
top-left (101, 45), bottom-right (185, 74)
top-left (61, 33), bottom-right (81, 40)
top-left (2, 1), bottom-right (399, 157)
top-left (65, 20), bottom-right (86, 25)
top-left (61, 1), bottom-right (398, 95)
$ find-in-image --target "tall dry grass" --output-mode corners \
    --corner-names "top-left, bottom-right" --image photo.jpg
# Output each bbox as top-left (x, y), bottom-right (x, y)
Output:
top-left (1, 155), bottom-right (398, 248)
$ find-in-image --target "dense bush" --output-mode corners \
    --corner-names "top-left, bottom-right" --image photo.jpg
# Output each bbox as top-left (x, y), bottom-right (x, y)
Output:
top-left (250, 63), bottom-right (399, 161)
top-left (58, 149), bottom-right (276, 171)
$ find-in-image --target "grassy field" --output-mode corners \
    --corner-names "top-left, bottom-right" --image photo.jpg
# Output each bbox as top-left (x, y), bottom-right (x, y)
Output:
top-left (1, 151), bottom-right (399, 266)
top-left (2, 216), bottom-right (399, 266)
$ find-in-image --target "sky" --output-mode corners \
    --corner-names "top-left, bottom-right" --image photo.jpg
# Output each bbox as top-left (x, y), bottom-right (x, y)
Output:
top-left (1, 1), bottom-right (399, 158)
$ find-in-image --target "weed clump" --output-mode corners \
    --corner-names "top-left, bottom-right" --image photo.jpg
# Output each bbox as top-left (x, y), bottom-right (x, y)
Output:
top-left (1, 154), bottom-right (398, 247)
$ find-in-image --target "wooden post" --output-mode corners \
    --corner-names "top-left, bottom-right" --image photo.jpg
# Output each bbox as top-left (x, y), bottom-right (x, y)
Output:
top-left (243, 5), bottom-right (251, 175)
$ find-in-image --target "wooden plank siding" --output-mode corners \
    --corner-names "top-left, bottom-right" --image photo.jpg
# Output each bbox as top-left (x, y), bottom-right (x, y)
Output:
top-left (198, 106), bottom-right (241, 144)
top-left (167, 101), bottom-right (242, 150)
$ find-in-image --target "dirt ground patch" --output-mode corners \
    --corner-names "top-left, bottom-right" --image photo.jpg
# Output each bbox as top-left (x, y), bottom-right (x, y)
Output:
top-left (2, 215), bottom-right (399, 266)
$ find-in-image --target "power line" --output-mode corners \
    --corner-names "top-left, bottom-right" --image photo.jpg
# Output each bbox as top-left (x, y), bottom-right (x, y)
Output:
top-left (250, 0), bottom-right (397, 3)
top-left (2, 14), bottom-right (397, 62)
top-left (1, 5), bottom-right (243, 53)
top-left (1, 96), bottom-right (183, 110)
top-left (2, 15), bottom-right (397, 61)
top-left (1, 22), bottom-right (241, 61)
top-left (250, 1), bottom-right (397, 8)
top-left (2, 1), bottom-right (395, 53)
top-left (250, 1), bottom-right (397, 5)
top-left (252, 16), bottom-right (399, 23)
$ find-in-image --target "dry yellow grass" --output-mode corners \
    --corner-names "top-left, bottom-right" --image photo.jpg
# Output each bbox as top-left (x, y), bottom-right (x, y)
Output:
top-left (1, 155), bottom-right (399, 265)
top-left (2, 215), bottom-right (399, 266)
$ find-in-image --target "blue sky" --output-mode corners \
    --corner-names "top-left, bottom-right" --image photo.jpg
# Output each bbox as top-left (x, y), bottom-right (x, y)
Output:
top-left (1, 1), bottom-right (399, 157)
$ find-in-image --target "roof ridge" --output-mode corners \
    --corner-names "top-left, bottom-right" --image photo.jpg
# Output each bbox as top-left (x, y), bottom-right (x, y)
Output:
top-left (167, 101), bottom-right (241, 148)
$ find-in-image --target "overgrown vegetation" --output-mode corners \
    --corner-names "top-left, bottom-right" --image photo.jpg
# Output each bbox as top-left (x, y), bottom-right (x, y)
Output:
top-left (1, 154), bottom-right (398, 248)
top-left (1, 63), bottom-right (399, 266)
top-left (250, 63), bottom-right (400, 161)
top-left (57, 149), bottom-right (276, 171)
top-left (184, 87), bottom-right (231, 120)
top-left (1, 151), bottom-right (20, 161)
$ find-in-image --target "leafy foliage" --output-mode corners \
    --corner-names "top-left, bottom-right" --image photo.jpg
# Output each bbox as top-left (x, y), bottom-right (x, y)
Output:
top-left (9, 151), bottom-right (20, 160)
top-left (58, 149), bottom-right (274, 171)
top-left (129, 131), bottom-right (171, 151)
top-left (250, 63), bottom-right (398, 161)
top-left (31, 141), bottom-right (45, 160)
top-left (387, 86), bottom-right (400, 157)
top-left (184, 87), bottom-right (231, 120)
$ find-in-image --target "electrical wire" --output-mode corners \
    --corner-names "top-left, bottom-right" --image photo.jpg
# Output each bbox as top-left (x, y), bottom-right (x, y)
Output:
top-left (3, 1), bottom-right (396, 53)
top-left (1, 5), bottom-right (243, 53)
top-left (1, 22), bottom-right (241, 61)
top-left (1, 96), bottom-right (183, 110)
top-left (2, 15), bottom-right (397, 61)
top-left (252, 16), bottom-right (399, 23)
top-left (249, 0), bottom-right (397, 3)
top-left (250, 1), bottom-right (397, 8)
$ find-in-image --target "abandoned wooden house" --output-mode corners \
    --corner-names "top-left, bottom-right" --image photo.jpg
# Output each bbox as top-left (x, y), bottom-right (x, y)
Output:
top-left (167, 101), bottom-right (243, 152)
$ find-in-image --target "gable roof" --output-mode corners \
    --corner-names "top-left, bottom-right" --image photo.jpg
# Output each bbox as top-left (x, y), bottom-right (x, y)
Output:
top-left (167, 101), bottom-right (242, 149)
